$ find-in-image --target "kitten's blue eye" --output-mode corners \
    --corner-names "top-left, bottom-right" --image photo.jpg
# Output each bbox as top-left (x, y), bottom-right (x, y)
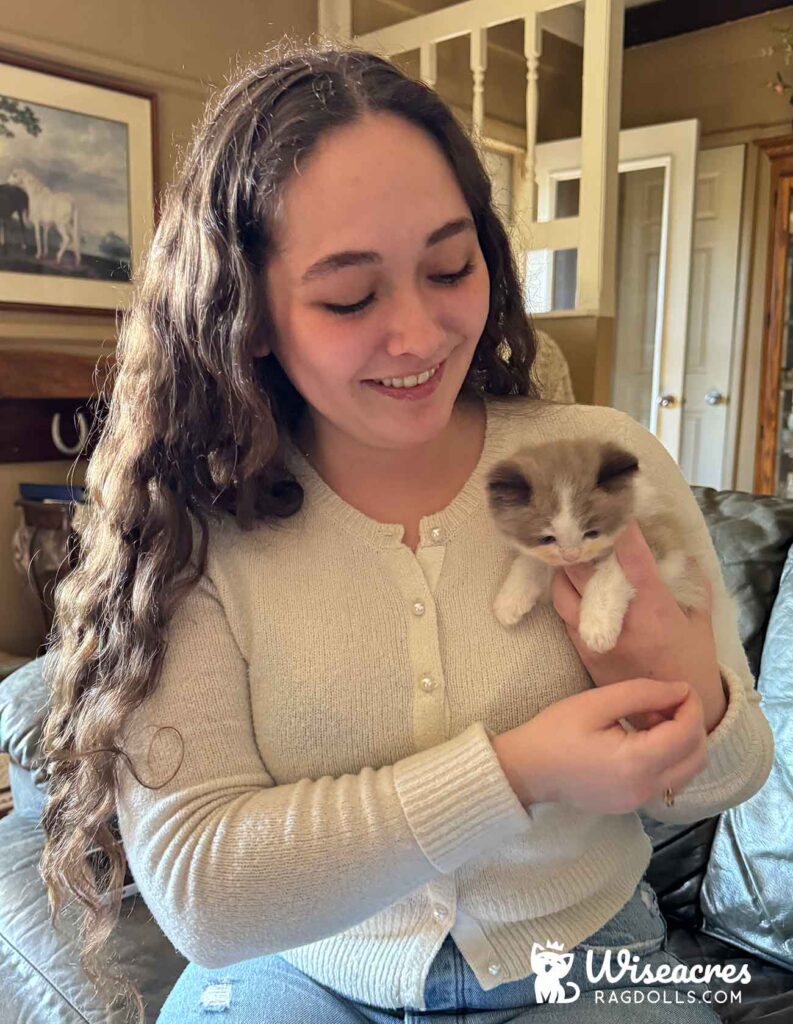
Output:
top-left (584, 529), bottom-right (600, 540)
top-left (539, 535), bottom-right (556, 545)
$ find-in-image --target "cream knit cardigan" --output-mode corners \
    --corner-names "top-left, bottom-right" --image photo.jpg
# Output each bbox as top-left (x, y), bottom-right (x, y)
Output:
top-left (116, 397), bottom-right (773, 1010)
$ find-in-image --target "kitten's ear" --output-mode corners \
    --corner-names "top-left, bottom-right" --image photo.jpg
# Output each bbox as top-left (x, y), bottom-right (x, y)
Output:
top-left (487, 461), bottom-right (532, 509)
top-left (596, 444), bottom-right (639, 491)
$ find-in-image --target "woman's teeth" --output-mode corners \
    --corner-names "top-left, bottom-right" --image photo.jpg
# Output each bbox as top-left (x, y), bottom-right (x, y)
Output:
top-left (375, 364), bottom-right (439, 389)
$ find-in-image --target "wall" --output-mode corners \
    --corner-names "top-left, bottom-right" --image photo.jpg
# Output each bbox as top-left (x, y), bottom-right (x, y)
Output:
top-left (0, 0), bottom-right (315, 655)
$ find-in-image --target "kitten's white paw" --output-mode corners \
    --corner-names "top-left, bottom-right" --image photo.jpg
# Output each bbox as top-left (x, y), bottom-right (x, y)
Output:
top-left (493, 590), bottom-right (537, 627)
top-left (578, 616), bottom-right (621, 653)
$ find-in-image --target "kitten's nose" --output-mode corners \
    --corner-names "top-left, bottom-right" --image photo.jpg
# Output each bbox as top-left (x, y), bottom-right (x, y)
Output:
top-left (561, 548), bottom-right (582, 563)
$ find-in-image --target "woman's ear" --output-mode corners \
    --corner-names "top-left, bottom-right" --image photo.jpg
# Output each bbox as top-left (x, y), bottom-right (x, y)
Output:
top-left (251, 340), bottom-right (271, 358)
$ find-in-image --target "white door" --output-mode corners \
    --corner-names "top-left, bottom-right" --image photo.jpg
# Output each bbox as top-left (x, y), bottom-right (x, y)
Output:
top-left (611, 165), bottom-right (665, 431)
top-left (678, 146), bottom-right (745, 488)
top-left (529, 126), bottom-right (745, 486)
top-left (530, 121), bottom-right (700, 463)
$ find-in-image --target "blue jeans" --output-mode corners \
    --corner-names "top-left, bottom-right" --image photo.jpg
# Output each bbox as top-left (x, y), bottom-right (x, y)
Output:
top-left (156, 878), bottom-right (724, 1022)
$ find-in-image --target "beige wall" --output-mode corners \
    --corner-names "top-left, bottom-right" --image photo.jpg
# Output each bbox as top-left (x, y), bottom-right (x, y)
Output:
top-left (0, 1), bottom-right (315, 655)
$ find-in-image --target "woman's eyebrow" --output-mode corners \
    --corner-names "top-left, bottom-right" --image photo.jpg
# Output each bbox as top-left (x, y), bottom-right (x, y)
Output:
top-left (299, 215), bottom-right (475, 284)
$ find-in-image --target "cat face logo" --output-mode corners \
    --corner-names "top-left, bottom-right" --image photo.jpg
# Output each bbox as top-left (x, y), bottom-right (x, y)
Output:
top-left (531, 941), bottom-right (581, 1004)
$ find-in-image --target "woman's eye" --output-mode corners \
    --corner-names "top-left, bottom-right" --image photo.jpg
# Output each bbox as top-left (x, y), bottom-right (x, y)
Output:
top-left (539, 535), bottom-right (556, 545)
top-left (322, 260), bottom-right (476, 317)
top-left (583, 529), bottom-right (600, 539)
top-left (323, 293), bottom-right (375, 317)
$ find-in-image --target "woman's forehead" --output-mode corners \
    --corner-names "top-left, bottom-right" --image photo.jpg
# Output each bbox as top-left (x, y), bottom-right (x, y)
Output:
top-left (273, 115), bottom-right (467, 259)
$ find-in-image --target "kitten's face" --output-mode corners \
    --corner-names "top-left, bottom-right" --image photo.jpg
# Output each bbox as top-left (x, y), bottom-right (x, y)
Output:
top-left (486, 439), bottom-right (639, 566)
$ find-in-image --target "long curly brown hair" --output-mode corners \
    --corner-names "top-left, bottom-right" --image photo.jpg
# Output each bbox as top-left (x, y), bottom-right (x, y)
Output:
top-left (38, 38), bottom-right (539, 1022)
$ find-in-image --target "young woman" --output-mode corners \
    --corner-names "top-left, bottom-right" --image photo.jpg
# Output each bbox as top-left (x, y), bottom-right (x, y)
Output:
top-left (39, 42), bottom-right (773, 1024)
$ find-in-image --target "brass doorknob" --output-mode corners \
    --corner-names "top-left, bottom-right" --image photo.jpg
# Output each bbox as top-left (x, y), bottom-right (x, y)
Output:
top-left (657, 394), bottom-right (676, 408)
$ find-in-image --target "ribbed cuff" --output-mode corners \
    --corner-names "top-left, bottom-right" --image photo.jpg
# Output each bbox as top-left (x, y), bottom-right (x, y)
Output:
top-left (640, 663), bottom-right (774, 823)
top-left (392, 722), bottom-right (533, 874)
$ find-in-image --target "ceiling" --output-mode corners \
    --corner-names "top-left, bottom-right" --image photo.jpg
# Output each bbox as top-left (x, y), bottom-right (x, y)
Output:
top-left (621, 0), bottom-right (793, 47)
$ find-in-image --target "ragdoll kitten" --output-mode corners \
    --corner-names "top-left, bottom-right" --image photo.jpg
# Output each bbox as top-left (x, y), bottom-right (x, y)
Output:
top-left (486, 438), bottom-right (708, 653)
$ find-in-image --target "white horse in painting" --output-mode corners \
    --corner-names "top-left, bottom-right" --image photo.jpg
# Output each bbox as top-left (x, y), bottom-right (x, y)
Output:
top-left (7, 168), bottom-right (81, 267)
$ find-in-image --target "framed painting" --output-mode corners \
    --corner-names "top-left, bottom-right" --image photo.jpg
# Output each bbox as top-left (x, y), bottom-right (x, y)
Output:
top-left (0, 51), bottom-right (157, 314)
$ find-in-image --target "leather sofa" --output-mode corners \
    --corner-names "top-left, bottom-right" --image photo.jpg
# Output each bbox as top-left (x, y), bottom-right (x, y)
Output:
top-left (1, 485), bottom-right (793, 1023)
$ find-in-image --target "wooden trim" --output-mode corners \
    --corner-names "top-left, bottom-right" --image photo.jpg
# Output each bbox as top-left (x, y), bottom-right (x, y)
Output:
top-left (0, 350), bottom-right (114, 399)
top-left (755, 134), bottom-right (793, 161)
top-left (724, 141), bottom-right (757, 489)
top-left (754, 144), bottom-right (793, 492)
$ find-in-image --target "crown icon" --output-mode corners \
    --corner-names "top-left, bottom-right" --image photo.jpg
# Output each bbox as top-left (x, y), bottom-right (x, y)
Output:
top-left (545, 940), bottom-right (565, 951)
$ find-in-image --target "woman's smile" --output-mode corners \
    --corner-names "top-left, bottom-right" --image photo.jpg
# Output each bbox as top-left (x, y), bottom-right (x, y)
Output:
top-left (362, 358), bottom-right (447, 399)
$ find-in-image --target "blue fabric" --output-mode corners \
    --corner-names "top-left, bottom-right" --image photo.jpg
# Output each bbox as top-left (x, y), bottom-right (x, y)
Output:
top-left (157, 880), bottom-right (721, 1022)
top-left (701, 544), bottom-right (793, 970)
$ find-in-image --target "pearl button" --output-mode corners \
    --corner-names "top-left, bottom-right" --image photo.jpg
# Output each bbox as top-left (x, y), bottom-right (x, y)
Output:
top-left (412, 601), bottom-right (426, 617)
top-left (432, 905), bottom-right (448, 921)
top-left (487, 962), bottom-right (502, 977)
top-left (430, 526), bottom-right (443, 543)
top-left (420, 674), bottom-right (436, 692)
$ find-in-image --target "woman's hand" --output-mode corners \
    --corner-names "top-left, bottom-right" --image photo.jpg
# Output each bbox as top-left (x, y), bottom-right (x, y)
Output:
top-left (550, 519), bottom-right (727, 734)
top-left (492, 678), bottom-right (708, 814)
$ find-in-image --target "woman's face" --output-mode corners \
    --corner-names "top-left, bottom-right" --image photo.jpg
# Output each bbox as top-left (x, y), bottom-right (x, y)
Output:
top-left (262, 112), bottom-right (491, 456)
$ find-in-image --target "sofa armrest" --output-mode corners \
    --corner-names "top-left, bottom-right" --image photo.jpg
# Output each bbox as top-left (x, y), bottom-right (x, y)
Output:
top-left (0, 659), bottom-right (49, 790)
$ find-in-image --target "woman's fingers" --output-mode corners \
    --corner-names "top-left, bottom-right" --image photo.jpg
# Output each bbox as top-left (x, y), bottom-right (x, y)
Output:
top-left (552, 569), bottom-right (581, 628)
top-left (564, 561), bottom-right (594, 595)
top-left (627, 688), bottom-right (706, 778)
top-left (585, 677), bottom-right (691, 728)
top-left (613, 519), bottom-right (661, 588)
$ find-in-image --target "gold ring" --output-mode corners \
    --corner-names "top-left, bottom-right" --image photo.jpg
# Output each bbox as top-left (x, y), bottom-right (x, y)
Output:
top-left (663, 787), bottom-right (675, 807)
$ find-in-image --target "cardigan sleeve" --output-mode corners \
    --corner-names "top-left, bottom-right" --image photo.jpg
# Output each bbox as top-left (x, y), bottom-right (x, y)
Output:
top-left (114, 566), bottom-right (534, 969)
top-left (607, 410), bottom-right (775, 825)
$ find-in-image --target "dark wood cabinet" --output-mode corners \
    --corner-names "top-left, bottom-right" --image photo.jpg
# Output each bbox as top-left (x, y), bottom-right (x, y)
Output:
top-left (0, 349), bottom-right (112, 463)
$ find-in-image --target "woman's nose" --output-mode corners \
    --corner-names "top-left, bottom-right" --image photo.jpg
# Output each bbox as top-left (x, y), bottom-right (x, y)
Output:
top-left (385, 290), bottom-right (446, 360)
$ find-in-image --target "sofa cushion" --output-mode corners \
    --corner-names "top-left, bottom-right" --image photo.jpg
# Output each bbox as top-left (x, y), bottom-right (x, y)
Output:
top-left (0, 813), bottom-right (186, 1023)
top-left (640, 488), bottom-right (793, 930)
top-left (689, 486), bottom-right (793, 679)
top-left (699, 542), bottom-right (793, 971)
top-left (665, 921), bottom-right (793, 1023)
top-left (0, 659), bottom-right (48, 788)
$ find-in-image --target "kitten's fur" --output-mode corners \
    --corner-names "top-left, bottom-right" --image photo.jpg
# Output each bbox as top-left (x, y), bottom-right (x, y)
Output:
top-left (486, 438), bottom-right (708, 653)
